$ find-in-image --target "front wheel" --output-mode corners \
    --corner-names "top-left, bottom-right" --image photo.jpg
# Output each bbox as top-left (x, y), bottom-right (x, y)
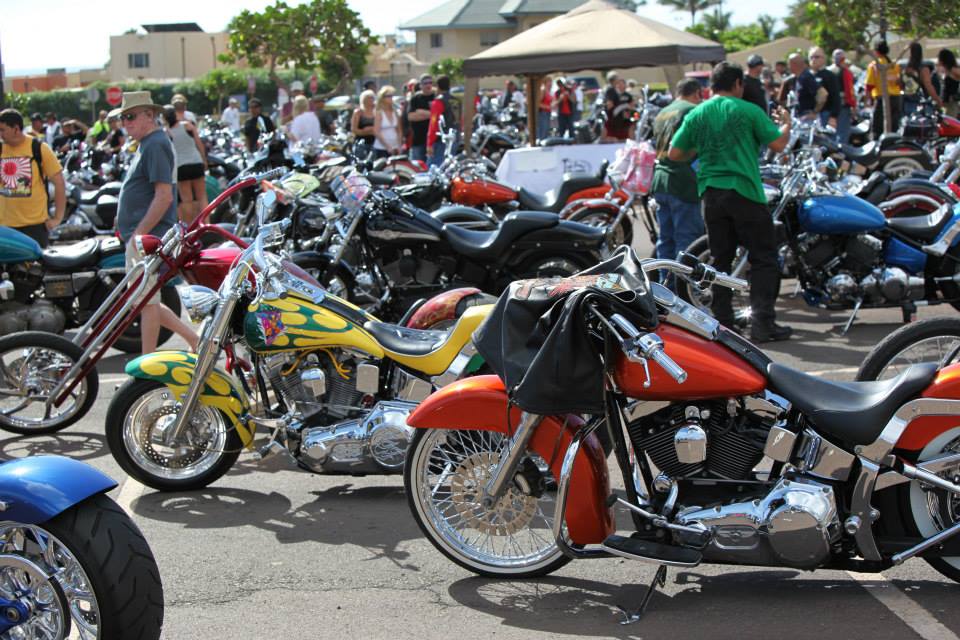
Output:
top-left (105, 378), bottom-right (241, 491)
top-left (404, 428), bottom-right (570, 578)
top-left (0, 331), bottom-right (98, 435)
top-left (0, 493), bottom-right (164, 638)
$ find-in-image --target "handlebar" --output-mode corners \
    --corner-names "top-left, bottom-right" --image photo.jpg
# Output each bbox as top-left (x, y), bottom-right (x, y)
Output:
top-left (610, 313), bottom-right (687, 384)
top-left (641, 255), bottom-right (749, 292)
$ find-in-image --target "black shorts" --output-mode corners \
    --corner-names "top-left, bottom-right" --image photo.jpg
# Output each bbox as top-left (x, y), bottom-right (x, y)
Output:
top-left (13, 223), bottom-right (49, 248)
top-left (177, 163), bottom-right (205, 181)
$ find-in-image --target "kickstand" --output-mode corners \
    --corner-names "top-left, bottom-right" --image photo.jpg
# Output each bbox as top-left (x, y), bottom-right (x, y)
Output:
top-left (617, 565), bottom-right (667, 625)
top-left (841, 298), bottom-right (863, 336)
top-left (901, 301), bottom-right (917, 324)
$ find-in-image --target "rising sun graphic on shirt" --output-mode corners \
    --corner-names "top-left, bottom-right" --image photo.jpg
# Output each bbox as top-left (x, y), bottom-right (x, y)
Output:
top-left (0, 157), bottom-right (33, 196)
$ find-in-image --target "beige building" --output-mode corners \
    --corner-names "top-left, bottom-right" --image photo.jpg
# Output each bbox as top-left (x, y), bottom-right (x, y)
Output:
top-left (363, 35), bottom-right (430, 88)
top-left (107, 23), bottom-right (229, 82)
top-left (401, 0), bottom-right (587, 67)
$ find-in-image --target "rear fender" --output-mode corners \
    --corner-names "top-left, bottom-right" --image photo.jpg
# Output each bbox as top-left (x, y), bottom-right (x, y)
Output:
top-left (408, 375), bottom-right (614, 544)
top-left (125, 351), bottom-right (254, 448)
top-left (0, 456), bottom-right (116, 524)
top-left (896, 363), bottom-right (960, 451)
top-left (406, 287), bottom-right (483, 329)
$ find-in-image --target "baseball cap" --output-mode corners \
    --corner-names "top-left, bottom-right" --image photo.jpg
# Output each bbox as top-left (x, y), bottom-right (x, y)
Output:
top-left (290, 80), bottom-right (304, 92)
top-left (419, 73), bottom-right (433, 84)
top-left (747, 54), bottom-right (764, 68)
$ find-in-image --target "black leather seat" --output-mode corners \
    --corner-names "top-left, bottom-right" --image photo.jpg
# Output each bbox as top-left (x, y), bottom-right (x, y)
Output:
top-left (362, 321), bottom-right (447, 356)
top-left (886, 204), bottom-right (953, 242)
top-left (79, 189), bottom-right (100, 205)
top-left (441, 211), bottom-right (558, 261)
top-left (42, 238), bottom-right (100, 270)
top-left (841, 141), bottom-right (880, 165)
top-left (765, 362), bottom-right (938, 445)
top-left (517, 175), bottom-right (606, 212)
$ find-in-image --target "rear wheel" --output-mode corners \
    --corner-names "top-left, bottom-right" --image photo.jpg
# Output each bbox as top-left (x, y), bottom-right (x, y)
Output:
top-left (881, 156), bottom-right (931, 180)
top-left (569, 206), bottom-right (633, 248)
top-left (856, 317), bottom-right (960, 381)
top-left (517, 253), bottom-right (592, 279)
top-left (404, 428), bottom-right (570, 578)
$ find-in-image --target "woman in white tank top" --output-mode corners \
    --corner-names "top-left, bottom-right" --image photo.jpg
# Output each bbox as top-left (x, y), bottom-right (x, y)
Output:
top-left (373, 86), bottom-right (403, 159)
top-left (163, 105), bottom-right (207, 224)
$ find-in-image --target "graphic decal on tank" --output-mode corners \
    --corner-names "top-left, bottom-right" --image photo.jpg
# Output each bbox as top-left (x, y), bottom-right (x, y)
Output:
top-left (514, 273), bottom-right (627, 300)
top-left (257, 310), bottom-right (285, 346)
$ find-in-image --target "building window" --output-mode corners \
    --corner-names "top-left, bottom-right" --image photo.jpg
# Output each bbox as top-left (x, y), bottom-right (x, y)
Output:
top-left (429, 33), bottom-right (443, 48)
top-left (128, 53), bottom-right (150, 69)
top-left (480, 31), bottom-right (500, 46)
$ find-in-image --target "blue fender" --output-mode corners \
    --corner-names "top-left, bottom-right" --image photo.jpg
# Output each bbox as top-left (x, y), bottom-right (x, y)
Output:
top-left (0, 456), bottom-right (116, 524)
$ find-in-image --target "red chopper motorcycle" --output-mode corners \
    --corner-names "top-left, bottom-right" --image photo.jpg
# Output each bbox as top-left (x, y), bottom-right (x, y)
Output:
top-left (403, 246), bottom-right (960, 620)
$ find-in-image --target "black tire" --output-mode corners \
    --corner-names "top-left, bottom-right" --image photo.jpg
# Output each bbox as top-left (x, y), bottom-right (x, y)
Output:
top-left (106, 378), bottom-right (242, 491)
top-left (676, 234), bottom-right (712, 309)
top-left (404, 428), bottom-right (571, 578)
top-left (292, 253), bottom-right (356, 302)
top-left (569, 207), bottom-right (634, 248)
top-left (43, 493), bottom-right (164, 638)
top-left (111, 286), bottom-right (182, 354)
top-left (0, 331), bottom-right (98, 434)
top-left (856, 317), bottom-right (960, 382)
top-left (517, 252), bottom-right (594, 279)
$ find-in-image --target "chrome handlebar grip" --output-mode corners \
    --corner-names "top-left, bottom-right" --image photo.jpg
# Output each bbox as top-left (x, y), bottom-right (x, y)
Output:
top-left (640, 258), bottom-right (748, 292)
top-left (642, 337), bottom-right (688, 384)
top-left (609, 314), bottom-right (687, 385)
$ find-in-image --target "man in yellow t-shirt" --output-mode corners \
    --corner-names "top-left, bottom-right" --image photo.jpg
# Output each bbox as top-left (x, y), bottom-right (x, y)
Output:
top-left (865, 40), bottom-right (904, 137)
top-left (0, 108), bottom-right (66, 247)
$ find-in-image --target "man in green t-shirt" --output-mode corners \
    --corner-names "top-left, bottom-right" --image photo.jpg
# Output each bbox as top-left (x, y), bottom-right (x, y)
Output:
top-left (669, 62), bottom-right (793, 342)
top-left (651, 78), bottom-right (703, 286)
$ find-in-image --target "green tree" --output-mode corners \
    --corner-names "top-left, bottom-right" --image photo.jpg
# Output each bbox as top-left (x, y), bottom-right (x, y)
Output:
top-left (701, 8), bottom-right (732, 35)
top-left (722, 24), bottom-right (770, 52)
top-left (757, 14), bottom-right (777, 40)
top-left (220, 0), bottom-right (374, 94)
top-left (657, 0), bottom-right (718, 28)
top-left (429, 58), bottom-right (465, 85)
top-left (199, 68), bottom-right (246, 114)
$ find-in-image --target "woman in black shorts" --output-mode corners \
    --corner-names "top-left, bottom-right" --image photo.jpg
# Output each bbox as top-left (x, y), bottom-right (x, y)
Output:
top-left (163, 105), bottom-right (207, 223)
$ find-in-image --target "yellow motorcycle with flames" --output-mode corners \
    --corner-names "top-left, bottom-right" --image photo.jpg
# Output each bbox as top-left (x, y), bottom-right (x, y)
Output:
top-left (105, 183), bottom-right (491, 491)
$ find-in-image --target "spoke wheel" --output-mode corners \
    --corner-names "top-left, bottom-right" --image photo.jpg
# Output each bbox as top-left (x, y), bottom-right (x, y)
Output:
top-left (0, 332), bottom-right (97, 435)
top-left (905, 428), bottom-right (960, 582)
top-left (404, 428), bottom-right (569, 578)
top-left (856, 317), bottom-right (960, 382)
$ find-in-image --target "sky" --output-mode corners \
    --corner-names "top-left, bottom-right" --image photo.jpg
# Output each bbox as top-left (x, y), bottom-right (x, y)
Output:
top-left (2, 0), bottom-right (789, 76)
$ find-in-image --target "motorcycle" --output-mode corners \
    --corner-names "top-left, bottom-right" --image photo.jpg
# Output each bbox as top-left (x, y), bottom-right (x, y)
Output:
top-left (104, 187), bottom-right (492, 491)
top-left (685, 149), bottom-right (960, 332)
top-left (0, 227), bottom-right (180, 353)
top-left (403, 248), bottom-right (960, 615)
top-left (297, 174), bottom-right (610, 319)
top-left (0, 455), bottom-right (163, 638)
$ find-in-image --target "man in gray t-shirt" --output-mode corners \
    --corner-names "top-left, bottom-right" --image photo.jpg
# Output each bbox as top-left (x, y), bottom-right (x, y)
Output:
top-left (116, 91), bottom-right (197, 354)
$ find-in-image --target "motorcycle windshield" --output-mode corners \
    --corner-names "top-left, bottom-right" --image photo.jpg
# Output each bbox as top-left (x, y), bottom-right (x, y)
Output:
top-left (332, 174), bottom-right (372, 214)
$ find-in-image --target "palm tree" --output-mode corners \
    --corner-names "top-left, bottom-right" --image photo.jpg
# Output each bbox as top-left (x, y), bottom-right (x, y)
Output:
top-left (701, 8), bottom-right (732, 35)
top-left (758, 13), bottom-right (777, 40)
top-left (657, 0), bottom-right (720, 28)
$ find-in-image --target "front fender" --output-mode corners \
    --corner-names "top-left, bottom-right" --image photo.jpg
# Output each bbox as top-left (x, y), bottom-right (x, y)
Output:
top-left (408, 375), bottom-right (614, 545)
top-left (126, 352), bottom-right (254, 447)
top-left (0, 456), bottom-right (116, 524)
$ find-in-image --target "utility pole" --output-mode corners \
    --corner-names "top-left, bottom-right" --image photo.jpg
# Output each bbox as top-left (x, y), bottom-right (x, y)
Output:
top-left (181, 36), bottom-right (187, 79)
top-left (0, 33), bottom-right (6, 108)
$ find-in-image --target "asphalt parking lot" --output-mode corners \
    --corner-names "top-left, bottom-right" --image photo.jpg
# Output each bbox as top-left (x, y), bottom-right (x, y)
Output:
top-left (5, 257), bottom-right (960, 639)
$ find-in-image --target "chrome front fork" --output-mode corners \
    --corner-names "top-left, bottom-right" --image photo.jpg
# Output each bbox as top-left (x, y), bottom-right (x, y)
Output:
top-left (482, 412), bottom-right (542, 506)
top-left (162, 291), bottom-right (241, 445)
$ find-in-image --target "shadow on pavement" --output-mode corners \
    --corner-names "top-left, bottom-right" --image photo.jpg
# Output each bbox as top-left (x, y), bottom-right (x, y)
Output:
top-left (447, 569), bottom-right (945, 639)
top-left (0, 431), bottom-right (107, 461)
top-left (132, 483), bottom-right (420, 569)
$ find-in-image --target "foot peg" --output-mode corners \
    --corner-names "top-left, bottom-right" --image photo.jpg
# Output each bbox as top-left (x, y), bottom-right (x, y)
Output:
top-left (254, 441), bottom-right (286, 461)
top-left (601, 535), bottom-right (702, 567)
top-left (618, 565), bottom-right (668, 625)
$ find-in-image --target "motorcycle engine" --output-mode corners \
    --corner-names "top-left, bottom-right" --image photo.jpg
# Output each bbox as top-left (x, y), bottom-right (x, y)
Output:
top-left (0, 266), bottom-right (66, 334)
top-left (262, 351), bottom-right (364, 420)
top-left (795, 232), bottom-right (902, 304)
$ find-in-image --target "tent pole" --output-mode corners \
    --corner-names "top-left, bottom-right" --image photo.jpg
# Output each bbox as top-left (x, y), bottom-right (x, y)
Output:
top-left (463, 76), bottom-right (479, 157)
top-left (527, 75), bottom-right (539, 145)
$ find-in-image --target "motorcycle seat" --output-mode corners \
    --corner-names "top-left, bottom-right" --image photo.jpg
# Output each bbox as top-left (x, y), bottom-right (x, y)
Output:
top-left (886, 203), bottom-right (953, 241)
top-left (79, 190), bottom-right (100, 205)
top-left (364, 303), bottom-right (492, 376)
top-left (42, 237), bottom-right (100, 270)
top-left (517, 175), bottom-right (606, 212)
top-left (441, 211), bottom-right (558, 261)
top-left (841, 141), bottom-right (880, 165)
top-left (765, 362), bottom-right (938, 445)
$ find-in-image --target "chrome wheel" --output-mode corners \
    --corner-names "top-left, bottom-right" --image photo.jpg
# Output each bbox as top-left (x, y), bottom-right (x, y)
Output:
top-left (408, 429), bottom-right (565, 575)
top-left (882, 157), bottom-right (926, 180)
top-left (121, 385), bottom-right (229, 482)
top-left (872, 335), bottom-right (960, 381)
top-left (0, 344), bottom-right (87, 433)
top-left (0, 523), bottom-right (100, 639)
top-left (909, 428), bottom-right (960, 575)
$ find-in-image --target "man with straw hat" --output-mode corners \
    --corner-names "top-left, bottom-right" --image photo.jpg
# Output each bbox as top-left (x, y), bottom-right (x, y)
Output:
top-left (115, 91), bottom-right (198, 354)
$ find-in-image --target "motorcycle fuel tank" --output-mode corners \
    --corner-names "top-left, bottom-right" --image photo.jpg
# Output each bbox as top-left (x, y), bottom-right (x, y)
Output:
top-left (0, 227), bottom-right (42, 263)
top-left (450, 176), bottom-right (516, 207)
top-left (365, 207), bottom-right (443, 245)
top-left (798, 194), bottom-right (886, 234)
top-left (613, 324), bottom-right (766, 400)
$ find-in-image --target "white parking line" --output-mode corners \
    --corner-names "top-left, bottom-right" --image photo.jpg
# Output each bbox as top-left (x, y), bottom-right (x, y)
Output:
top-left (115, 476), bottom-right (146, 515)
top-left (846, 571), bottom-right (959, 640)
top-left (100, 375), bottom-right (130, 384)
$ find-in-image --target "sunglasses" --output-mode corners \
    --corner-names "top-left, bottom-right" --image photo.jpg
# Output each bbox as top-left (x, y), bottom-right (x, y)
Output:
top-left (121, 111), bottom-right (149, 122)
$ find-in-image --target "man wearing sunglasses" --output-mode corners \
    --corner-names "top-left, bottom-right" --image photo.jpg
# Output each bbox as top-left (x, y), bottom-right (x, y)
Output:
top-left (115, 91), bottom-right (198, 354)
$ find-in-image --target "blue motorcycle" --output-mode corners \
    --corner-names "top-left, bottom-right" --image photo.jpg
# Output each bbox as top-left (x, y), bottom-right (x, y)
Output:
top-left (683, 153), bottom-right (960, 333)
top-left (0, 455), bottom-right (162, 638)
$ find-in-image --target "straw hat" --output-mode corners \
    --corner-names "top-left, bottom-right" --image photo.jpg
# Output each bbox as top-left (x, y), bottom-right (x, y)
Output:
top-left (117, 91), bottom-right (162, 115)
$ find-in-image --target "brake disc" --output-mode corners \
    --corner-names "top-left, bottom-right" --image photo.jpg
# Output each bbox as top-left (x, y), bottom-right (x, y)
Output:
top-left (139, 406), bottom-right (211, 469)
top-left (449, 451), bottom-right (537, 536)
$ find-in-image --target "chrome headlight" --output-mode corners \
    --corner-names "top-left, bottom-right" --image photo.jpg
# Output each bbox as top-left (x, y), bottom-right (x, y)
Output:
top-left (179, 285), bottom-right (220, 323)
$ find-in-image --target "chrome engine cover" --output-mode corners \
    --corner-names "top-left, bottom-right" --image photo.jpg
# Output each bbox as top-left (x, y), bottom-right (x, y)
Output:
top-left (676, 477), bottom-right (840, 568)
top-left (298, 401), bottom-right (417, 474)
top-left (825, 274), bottom-right (858, 302)
top-left (861, 267), bottom-right (924, 303)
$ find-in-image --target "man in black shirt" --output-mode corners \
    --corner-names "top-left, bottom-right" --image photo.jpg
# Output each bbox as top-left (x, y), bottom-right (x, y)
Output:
top-left (743, 55), bottom-right (768, 114)
top-left (407, 73), bottom-right (435, 162)
top-left (788, 53), bottom-right (820, 118)
top-left (243, 99), bottom-right (276, 152)
top-left (809, 46), bottom-right (840, 134)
